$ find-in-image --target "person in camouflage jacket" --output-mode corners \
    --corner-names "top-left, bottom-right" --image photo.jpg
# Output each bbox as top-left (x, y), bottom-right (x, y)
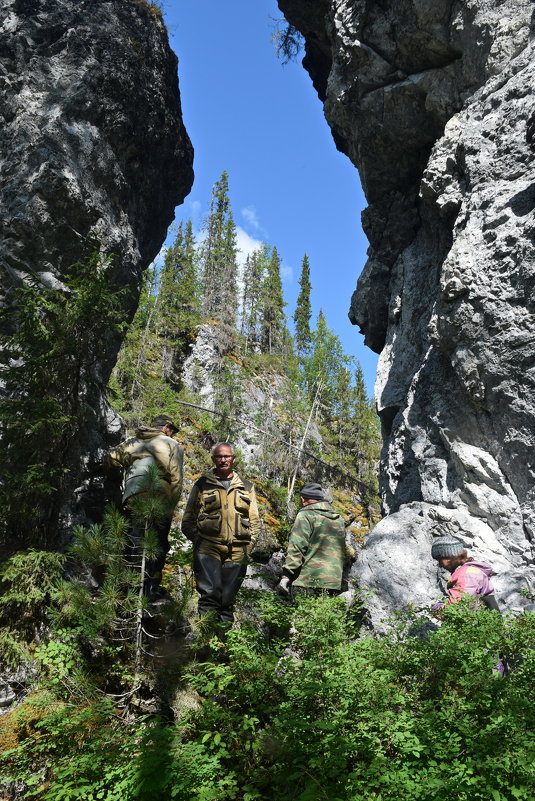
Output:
top-left (277, 482), bottom-right (345, 596)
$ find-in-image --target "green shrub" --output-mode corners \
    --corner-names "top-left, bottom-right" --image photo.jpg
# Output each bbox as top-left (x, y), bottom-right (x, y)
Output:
top-left (2, 596), bottom-right (534, 800)
top-left (0, 549), bottom-right (66, 667)
top-left (185, 599), bottom-right (535, 801)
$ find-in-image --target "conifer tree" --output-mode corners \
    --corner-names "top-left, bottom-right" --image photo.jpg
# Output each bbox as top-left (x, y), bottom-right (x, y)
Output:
top-left (200, 172), bottom-right (238, 327)
top-left (293, 253), bottom-right (312, 362)
top-left (0, 253), bottom-right (127, 546)
top-left (241, 245), bottom-right (270, 354)
top-left (158, 219), bottom-right (200, 377)
top-left (353, 362), bottom-right (368, 422)
top-left (333, 362), bottom-right (353, 462)
top-left (351, 362), bottom-right (381, 490)
top-left (240, 252), bottom-right (253, 340)
top-left (109, 265), bottom-right (169, 426)
top-left (302, 309), bottom-right (349, 416)
top-left (261, 246), bottom-right (286, 354)
top-left (109, 221), bottom-right (201, 426)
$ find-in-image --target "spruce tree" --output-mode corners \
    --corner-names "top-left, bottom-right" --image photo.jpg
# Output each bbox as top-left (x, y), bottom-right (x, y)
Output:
top-left (302, 309), bottom-right (349, 416)
top-left (261, 246), bottom-right (286, 354)
top-left (109, 266), bottom-right (172, 427)
top-left (351, 362), bottom-right (381, 490)
top-left (241, 245), bottom-right (269, 353)
top-left (293, 253), bottom-right (312, 362)
top-left (333, 362), bottom-right (353, 462)
top-left (109, 221), bottom-right (200, 426)
top-left (200, 172), bottom-right (238, 327)
top-left (240, 253), bottom-right (253, 339)
top-left (158, 219), bottom-right (200, 376)
top-left (0, 253), bottom-right (127, 546)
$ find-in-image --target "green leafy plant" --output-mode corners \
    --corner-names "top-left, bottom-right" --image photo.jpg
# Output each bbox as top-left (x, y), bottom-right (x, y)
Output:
top-left (2, 595), bottom-right (534, 800)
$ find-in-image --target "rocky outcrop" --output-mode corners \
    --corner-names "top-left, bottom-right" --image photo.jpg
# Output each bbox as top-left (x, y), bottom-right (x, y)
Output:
top-left (182, 322), bottom-right (324, 462)
top-left (0, 0), bottom-right (193, 545)
top-left (279, 0), bottom-right (535, 619)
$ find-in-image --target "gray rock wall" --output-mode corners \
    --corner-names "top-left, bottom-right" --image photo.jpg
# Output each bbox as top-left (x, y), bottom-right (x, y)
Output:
top-left (279, 0), bottom-right (535, 620)
top-left (0, 0), bottom-right (193, 545)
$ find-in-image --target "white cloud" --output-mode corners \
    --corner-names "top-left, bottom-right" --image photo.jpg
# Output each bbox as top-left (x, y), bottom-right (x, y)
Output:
top-left (241, 205), bottom-right (261, 232)
top-left (235, 226), bottom-right (263, 268)
top-left (281, 263), bottom-right (294, 282)
top-left (189, 199), bottom-right (202, 220)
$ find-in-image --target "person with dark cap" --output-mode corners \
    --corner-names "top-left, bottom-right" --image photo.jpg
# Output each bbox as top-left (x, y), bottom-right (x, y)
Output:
top-left (107, 414), bottom-right (183, 601)
top-left (276, 482), bottom-right (346, 598)
top-left (430, 535), bottom-right (501, 612)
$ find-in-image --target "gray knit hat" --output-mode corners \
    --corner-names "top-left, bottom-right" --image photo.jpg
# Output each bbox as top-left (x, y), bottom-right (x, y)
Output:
top-left (300, 482), bottom-right (326, 501)
top-left (431, 535), bottom-right (465, 560)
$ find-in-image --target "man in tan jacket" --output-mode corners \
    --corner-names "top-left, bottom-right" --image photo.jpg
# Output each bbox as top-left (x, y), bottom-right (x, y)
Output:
top-left (182, 442), bottom-right (259, 623)
top-left (108, 414), bottom-right (183, 601)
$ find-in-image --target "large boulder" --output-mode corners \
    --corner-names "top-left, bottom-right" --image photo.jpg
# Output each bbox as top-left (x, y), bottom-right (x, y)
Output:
top-left (279, 0), bottom-right (535, 619)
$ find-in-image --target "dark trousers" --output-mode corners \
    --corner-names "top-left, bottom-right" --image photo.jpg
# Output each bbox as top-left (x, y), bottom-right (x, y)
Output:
top-left (194, 549), bottom-right (247, 623)
top-left (124, 506), bottom-right (172, 593)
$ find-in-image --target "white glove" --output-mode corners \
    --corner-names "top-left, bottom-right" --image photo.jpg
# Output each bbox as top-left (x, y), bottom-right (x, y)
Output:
top-left (276, 576), bottom-right (291, 597)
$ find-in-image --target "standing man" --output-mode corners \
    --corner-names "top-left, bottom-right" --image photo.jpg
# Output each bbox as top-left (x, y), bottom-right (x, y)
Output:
top-left (107, 414), bottom-right (183, 601)
top-left (277, 482), bottom-right (345, 597)
top-left (182, 442), bottom-right (259, 623)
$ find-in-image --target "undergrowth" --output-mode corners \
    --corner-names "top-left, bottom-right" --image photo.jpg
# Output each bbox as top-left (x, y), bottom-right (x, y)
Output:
top-left (0, 550), bottom-right (66, 667)
top-left (1, 593), bottom-right (534, 801)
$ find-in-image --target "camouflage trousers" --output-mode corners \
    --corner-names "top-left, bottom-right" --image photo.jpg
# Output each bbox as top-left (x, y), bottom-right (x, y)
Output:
top-left (292, 586), bottom-right (339, 599)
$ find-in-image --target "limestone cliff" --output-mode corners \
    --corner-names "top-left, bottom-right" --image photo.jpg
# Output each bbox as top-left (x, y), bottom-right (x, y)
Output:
top-left (279, 0), bottom-right (535, 618)
top-left (0, 0), bottom-right (193, 546)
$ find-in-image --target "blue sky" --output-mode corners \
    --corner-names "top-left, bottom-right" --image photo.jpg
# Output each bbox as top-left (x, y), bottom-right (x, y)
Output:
top-left (162, 0), bottom-right (378, 394)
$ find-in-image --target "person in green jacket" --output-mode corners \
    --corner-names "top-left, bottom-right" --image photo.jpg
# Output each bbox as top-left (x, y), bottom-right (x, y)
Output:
top-left (276, 482), bottom-right (345, 597)
top-left (181, 442), bottom-right (259, 623)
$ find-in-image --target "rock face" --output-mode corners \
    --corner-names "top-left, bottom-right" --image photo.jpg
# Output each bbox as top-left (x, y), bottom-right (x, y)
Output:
top-left (182, 322), bottom-right (324, 462)
top-left (279, 0), bottom-right (535, 620)
top-left (0, 0), bottom-right (193, 544)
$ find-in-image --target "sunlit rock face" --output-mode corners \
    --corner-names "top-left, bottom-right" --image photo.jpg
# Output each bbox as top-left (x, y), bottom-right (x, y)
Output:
top-left (279, 0), bottom-right (535, 620)
top-left (0, 0), bottom-right (193, 541)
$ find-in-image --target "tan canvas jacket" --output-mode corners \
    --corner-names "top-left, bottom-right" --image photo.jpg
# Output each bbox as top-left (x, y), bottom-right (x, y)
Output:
top-left (181, 469), bottom-right (259, 547)
top-left (108, 427), bottom-right (183, 503)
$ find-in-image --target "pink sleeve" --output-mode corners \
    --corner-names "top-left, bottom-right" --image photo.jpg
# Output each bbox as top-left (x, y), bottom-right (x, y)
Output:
top-left (447, 565), bottom-right (493, 603)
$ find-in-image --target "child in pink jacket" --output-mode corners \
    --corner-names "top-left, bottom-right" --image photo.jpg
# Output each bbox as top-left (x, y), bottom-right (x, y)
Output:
top-left (430, 535), bottom-right (500, 612)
